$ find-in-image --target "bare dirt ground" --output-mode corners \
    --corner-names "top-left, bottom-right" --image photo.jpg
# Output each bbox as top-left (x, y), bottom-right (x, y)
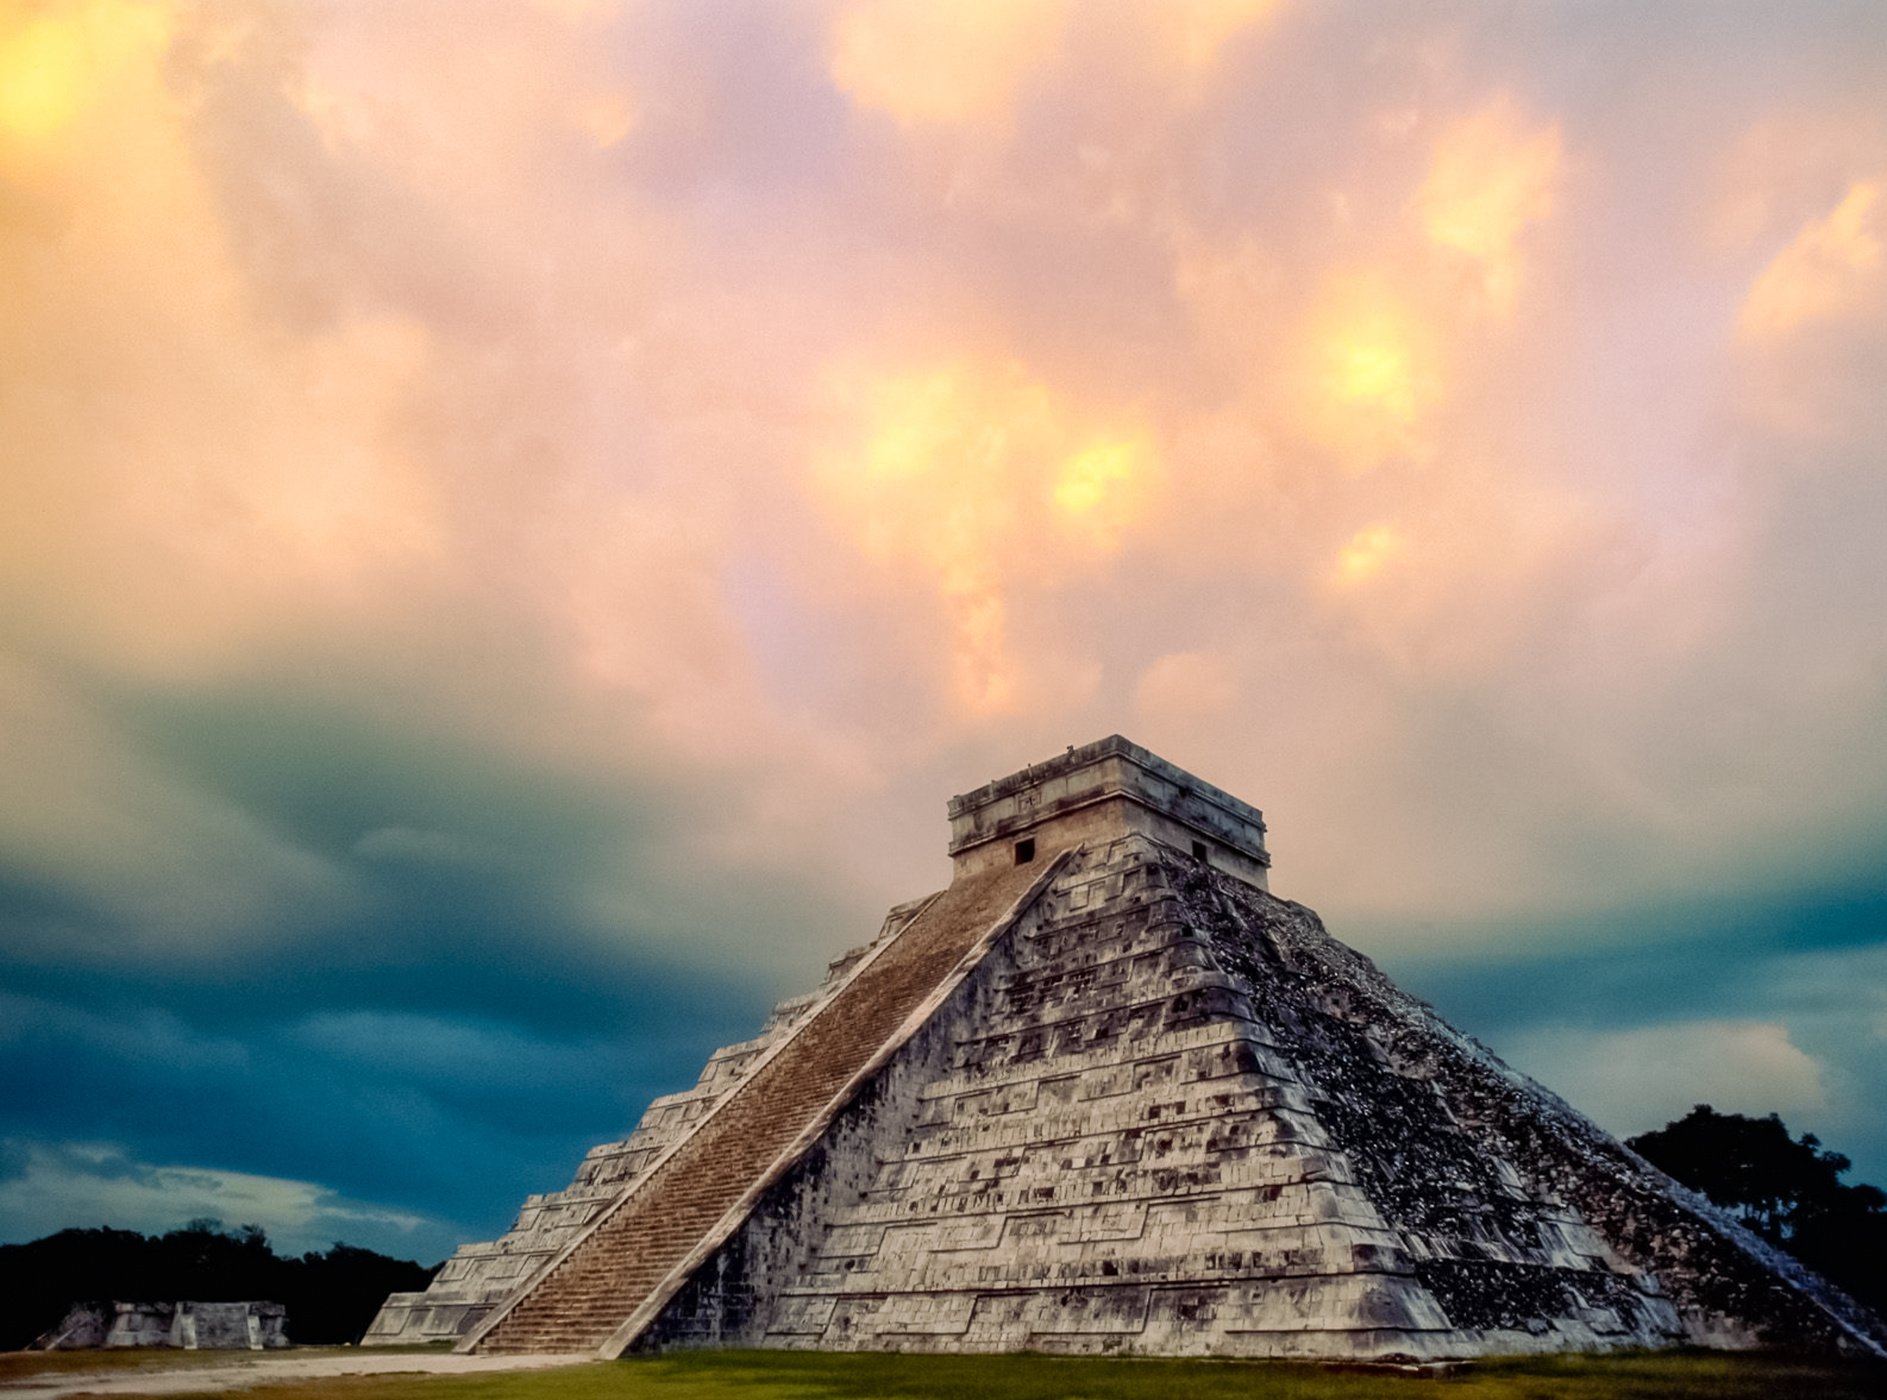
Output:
top-left (0, 1350), bottom-right (592, 1400)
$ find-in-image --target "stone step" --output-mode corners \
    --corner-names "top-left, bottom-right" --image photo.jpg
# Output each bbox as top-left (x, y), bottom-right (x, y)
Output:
top-left (469, 858), bottom-right (1055, 1355)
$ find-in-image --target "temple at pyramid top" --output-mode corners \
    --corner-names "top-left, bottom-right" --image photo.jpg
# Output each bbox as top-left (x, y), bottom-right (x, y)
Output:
top-left (947, 735), bottom-right (1270, 886)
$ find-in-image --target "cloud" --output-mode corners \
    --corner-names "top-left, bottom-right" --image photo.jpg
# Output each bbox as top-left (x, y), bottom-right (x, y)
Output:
top-left (1499, 1019), bottom-right (1827, 1144)
top-left (287, 1011), bottom-right (610, 1089)
top-left (1332, 523), bottom-right (1400, 585)
top-left (351, 826), bottom-right (481, 866)
top-left (827, 0), bottom-right (1072, 130)
top-left (0, 0), bottom-right (165, 155)
top-left (1740, 179), bottom-right (1884, 339)
top-left (0, 657), bottom-right (359, 954)
top-left (1158, 0), bottom-right (1280, 75)
top-left (0, 943), bottom-right (780, 1254)
top-left (1295, 273), bottom-right (1446, 465)
top-left (812, 357), bottom-right (1151, 715)
top-left (1135, 651), bottom-right (1238, 721)
top-left (1381, 892), bottom-right (1887, 1185)
top-left (0, 0), bottom-right (1875, 954)
top-left (0, 1139), bottom-right (437, 1258)
top-left (1414, 99), bottom-right (1563, 316)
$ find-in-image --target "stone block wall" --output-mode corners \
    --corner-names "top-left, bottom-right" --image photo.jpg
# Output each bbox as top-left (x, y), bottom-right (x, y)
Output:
top-left (40, 1301), bottom-right (287, 1350)
top-left (641, 836), bottom-right (1696, 1361)
top-left (362, 903), bottom-right (927, 1344)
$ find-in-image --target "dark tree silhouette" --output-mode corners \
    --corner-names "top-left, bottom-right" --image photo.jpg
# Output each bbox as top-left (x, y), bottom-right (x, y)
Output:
top-left (1629, 1105), bottom-right (1887, 1317)
top-left (0, 1221), bottom-right (437, 1350)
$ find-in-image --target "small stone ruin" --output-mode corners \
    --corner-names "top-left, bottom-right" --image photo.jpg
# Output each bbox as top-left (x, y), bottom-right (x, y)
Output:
top-left (35, 1300), bottom-right (288, 1350)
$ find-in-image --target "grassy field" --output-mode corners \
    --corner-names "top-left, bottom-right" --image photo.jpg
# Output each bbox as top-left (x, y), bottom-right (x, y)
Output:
top-left (6, 1348), bottom-right (1884, 1400)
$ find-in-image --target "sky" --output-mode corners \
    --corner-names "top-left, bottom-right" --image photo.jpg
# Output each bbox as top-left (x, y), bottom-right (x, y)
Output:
top-left (1, 0), bottom-right (1884, 1265)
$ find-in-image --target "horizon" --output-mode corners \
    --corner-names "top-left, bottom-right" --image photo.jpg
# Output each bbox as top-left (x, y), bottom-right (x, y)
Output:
top-left (2, 0), bottom-right (1884, 1267)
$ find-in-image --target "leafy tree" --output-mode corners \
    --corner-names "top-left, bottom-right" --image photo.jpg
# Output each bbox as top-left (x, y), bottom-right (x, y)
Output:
top-left (1629, 1105), bottom-right (1886, 1316)
top-left (278, 1242), bottom-right (443, 1346)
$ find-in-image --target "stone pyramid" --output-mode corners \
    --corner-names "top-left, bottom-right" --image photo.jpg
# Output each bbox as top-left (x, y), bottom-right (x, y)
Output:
top-left (368, 737), bottom-right (1886, 1362)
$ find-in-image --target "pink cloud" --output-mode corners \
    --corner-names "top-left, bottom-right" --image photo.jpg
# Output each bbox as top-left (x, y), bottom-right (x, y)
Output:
top-left (1, 0), bottom-right (1885, 962)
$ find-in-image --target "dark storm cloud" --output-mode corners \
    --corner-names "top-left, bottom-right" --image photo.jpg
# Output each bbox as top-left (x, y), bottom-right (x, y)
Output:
top-left (0, 671), bottom-right (862, 1257)
top-left (1376, 869), bottom-right (1887, 1184)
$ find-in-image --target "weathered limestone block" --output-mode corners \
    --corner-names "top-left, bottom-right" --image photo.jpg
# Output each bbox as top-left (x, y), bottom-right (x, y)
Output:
top-left (362, 902), bottom-right (927, 1344)
top-left (38, 1301), bottom-right (288, 1350)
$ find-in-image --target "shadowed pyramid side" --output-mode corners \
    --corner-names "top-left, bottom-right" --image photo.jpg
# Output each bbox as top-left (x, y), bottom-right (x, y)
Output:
top-left (636, 834), bottom-right (1886, 1360)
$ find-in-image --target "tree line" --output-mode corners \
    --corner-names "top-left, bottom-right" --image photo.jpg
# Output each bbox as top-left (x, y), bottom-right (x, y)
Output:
top-left (0, 1219), bottom-right (437, 1350)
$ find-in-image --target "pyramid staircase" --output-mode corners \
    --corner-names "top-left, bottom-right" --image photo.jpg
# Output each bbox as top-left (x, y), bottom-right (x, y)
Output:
top-left (464, 851), bottom-right (1069, 1356)
top-left (364, 913), bottom-right (919, 1346)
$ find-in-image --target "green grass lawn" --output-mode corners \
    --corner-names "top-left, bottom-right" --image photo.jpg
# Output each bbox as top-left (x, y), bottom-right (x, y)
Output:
top-left (7, 1348), bottom-right (1882, 1400)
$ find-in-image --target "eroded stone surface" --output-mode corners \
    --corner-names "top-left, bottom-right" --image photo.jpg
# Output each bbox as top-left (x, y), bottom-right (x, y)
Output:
top-left (469, 860), bottom-right (1061, 1355)
top-left (642, 839), bottom-right (1882, 1359)
top-left (37, 1302), bottom-right (287, 1351)
top-left (362, 903), bottom-right (927, 1345)
top-left (386, 738), bottom-right (1886, 1361)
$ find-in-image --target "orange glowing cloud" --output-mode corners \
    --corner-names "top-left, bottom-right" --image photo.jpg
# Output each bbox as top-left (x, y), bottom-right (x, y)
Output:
top-left (827, 0), bottom-right (1071, 128)
top-left (0, 0), bottom-right (461, 681)
top-left (1053, 439), bottom-right (1150, 550)
top-left (1310, 476), bottom-right (1622, 687)
top-left (816, 360), bottom-right (1151, 713)
top-left (1134, 650), bottom-right (1238, 720)
top-left (0, 11), bottom-right (86, 146)
top-left (1739, 179), bottom-right (1883, 339)
top-left (6, 0), bottom-right (1887, 960)
top-left (1415, 100), bottom-right (1563, 315)
top-left (1159, 0), bottom-right (1280, 75)
top-left (0, 0), bottom-right (808, 802)
top-left (1296, 277), bottom-right (1443, 467)
top-left (825, 0), bottom-right (1276, 135)
top-left (574, 88), bottom-right (637, 149)
top-left (1263, 101), bottom-right (1559, 474)
top-left (0, 0), bottom-right (168, 159)
top-left (1330, 327), bottom-right (1420, 421)
top-left (288, 4), bottom-right (641, 172)
top-left (1334, 523), bottom-right (1400, 585)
